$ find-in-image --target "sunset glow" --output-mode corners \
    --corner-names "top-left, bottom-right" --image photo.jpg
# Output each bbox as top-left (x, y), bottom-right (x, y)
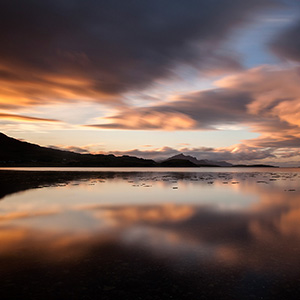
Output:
top-left (1, 0), bottom-right (300, 166)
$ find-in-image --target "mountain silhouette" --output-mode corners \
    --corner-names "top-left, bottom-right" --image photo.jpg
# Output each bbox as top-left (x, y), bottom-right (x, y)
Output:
top-left (167, 153), bottom-right (232, 167)
top-left (0, 132), bottom-right (276, 167)
top-left (0, 132), bottom-right (155, 167)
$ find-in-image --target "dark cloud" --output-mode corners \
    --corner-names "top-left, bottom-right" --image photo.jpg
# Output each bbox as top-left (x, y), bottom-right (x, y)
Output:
top-left (89, 89), bottom-right (255, 130)
top-left (0, 0), bottom-right (274, 105)
top-left (88, 66), bottom-right (300, 153)
top-left (272, 20), bottom-right (300, 61)
top-left (271, 0), bottom-right (300, 62)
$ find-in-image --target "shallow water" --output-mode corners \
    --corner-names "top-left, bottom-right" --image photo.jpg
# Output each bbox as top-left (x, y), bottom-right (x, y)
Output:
top-left (1, 168), bottom-right (300, 299)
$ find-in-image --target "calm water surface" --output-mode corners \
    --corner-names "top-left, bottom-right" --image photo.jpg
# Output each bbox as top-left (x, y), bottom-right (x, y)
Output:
top-left (1, 168), bottom-right (300, 299)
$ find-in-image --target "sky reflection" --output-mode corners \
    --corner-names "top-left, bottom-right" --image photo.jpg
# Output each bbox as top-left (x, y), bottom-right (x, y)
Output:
top-left (1, 169), bottom-right (300, 299)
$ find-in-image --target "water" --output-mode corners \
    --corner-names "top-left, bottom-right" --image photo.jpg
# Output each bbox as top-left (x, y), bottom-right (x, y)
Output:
top-left (1, 168), bottom-right (300, 299)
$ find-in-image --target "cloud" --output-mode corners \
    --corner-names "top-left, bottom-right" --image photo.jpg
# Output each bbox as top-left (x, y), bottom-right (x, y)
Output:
top-left (0, 68), bottom-right (121, 108)
top-left (45, 141), bottom-right (287, 163)
top-left (89, 65), bottom-right (300, 152)
top-left (90, 204), bottom-right (195, 225)
top-left (0, 210), bottom-right (60, 222)
top-left (101, 144), bottom-right (278, 163)
top-left (271, 19), bottom-right (300, 62)
top-left (46, 139), bottom-right (280, 163)
top-left (269, 1), bottom-right (300, 62)
top-left (89, 89), bottom-right (254, 130)
top-left (93, 111), bottom-right (198, 130)
top-left (0, 113), bottom-right (60, 123)
top-left (49, 143), bottom-right (105, 154)
top-left (0, 0), bottom-right (274, 107)
top-left (49, 145), bottom-right (90, 154)
top-left (106, 147), bottom-right (180, 161)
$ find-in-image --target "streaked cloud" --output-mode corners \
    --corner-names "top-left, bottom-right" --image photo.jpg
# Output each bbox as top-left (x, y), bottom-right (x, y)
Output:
top-left (271, 13), bottom-right (300, 62)
top-left (1, 0), bottom-right (300, 165)
top-left (0, 0), bottom-right (275, 108)
top-left (49, 143), bottom-right (105, 154)
top-left (89, 65), bottom-right (300, 153)
top-left (0, 113), bottom-right (60, 123)
top-left (0, 210), bottom-right (60, 222)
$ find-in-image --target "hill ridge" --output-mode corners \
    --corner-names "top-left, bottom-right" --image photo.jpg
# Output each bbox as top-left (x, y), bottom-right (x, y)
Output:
top-left (0, 132), bottom-right (277, 168)
top-left (168, 153), bottom-right (232, 167)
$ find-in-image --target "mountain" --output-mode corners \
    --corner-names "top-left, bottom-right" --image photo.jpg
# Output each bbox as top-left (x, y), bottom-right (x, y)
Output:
top-left (0, 132), bottom-right (156, 167)
top-left (0, 133), bottom-right (277, 168)
top-left (166, 153), bottom-right (232, 167)
top-left (160, 158), bottom-right (199, 167)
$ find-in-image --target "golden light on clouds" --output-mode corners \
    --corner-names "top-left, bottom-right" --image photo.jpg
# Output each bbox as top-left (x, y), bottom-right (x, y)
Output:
top-left (0, 0), bottom-right (300, 166)
top-left (99, 204), bottom-right (195, 224)
top-left (0, 113), bottom-right (60, 123)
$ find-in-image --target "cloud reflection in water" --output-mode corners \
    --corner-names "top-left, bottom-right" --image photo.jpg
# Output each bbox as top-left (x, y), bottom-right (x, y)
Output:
top-left (1, 170), bottom-right (300, 299)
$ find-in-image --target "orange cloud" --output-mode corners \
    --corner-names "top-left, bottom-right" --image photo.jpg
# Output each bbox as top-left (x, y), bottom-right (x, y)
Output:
top-left (92, 204), bottom-right (195, 224)
top-left (216, 66), bottom-right (300, 126)
top-left (0, 113), bottom-right (60, 123)
top-left (91, 111), bottom-right (197, 130)
top-left (0, 65), bottom-right (122, 109)
top-left (86, 65), bottom-right (300, 162)
top-left (0, 209), bottom-right (60, 222)
top-left (1, 0), bottom-right (270, 111)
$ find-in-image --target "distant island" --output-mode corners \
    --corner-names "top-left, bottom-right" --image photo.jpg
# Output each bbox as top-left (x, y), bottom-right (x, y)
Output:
top-left (0, 132), bottom-right (277, 168)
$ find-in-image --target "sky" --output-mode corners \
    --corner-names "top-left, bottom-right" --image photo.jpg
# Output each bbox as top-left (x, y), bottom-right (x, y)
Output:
top-left (1, 0), bottom-right (300, 166)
